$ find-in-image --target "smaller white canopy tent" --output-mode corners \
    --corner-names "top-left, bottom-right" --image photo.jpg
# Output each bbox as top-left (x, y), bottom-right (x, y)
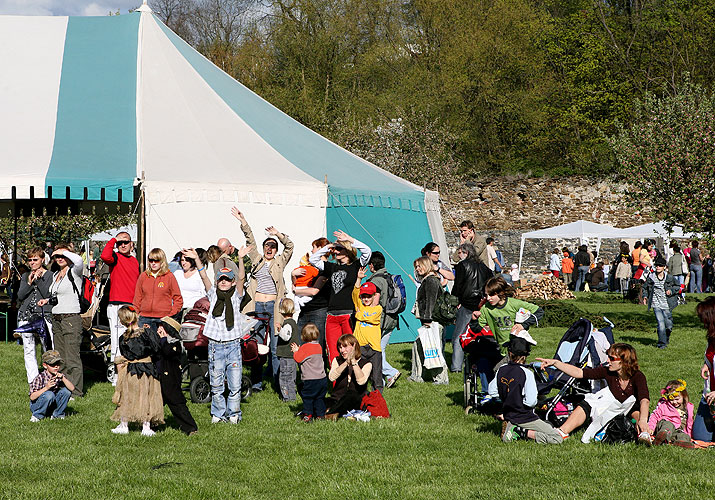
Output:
top-left (518, 220), bottom-right (623, 270)
top-left (88, 225), bottom-right (138, 241)
top-left (615, 222), bottom-right (701, 258)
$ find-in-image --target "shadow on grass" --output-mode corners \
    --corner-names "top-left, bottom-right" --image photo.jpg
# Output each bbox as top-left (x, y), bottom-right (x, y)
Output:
top-left (446, 390), bottom-right (464, 408)
top-left (618, 335), bottom-right (657, 347)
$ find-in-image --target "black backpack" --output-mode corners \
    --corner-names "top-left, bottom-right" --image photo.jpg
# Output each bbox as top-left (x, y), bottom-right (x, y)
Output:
top-left (600, 414), bottom-right (637, 444)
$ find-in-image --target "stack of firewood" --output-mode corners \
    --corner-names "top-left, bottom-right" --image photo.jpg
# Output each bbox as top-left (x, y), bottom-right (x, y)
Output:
top-left (514, 276), bottom-right (575, 300)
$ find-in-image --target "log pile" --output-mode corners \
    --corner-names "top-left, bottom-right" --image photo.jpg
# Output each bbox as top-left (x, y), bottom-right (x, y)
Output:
top-left (514, 276), bottom-right (575, 300)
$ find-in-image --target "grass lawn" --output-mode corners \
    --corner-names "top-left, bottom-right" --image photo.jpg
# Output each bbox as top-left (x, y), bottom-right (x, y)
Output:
top-left (2, 293), bottom-right (714, 499)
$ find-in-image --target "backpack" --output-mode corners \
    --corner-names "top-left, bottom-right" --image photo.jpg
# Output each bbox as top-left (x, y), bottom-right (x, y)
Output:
top-left (599, 414), bottom-right (637, 444)
top-left (67, 272), bottom-right (95, 314)
top-left (495, 250), bottom-right (505, 273)
top-left (432, 290), bottom-right (459, 326)
top-left (370, 271), bottom-right (406, 315)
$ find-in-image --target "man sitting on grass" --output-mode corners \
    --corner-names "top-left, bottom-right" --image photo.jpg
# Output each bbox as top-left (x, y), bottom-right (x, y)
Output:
top-left (29, 350), bottom-right (75, 422)
top-left (488, 336), bottom-right (564, 444)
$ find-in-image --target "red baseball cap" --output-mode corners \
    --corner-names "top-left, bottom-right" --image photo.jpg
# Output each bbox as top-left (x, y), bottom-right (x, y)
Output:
top-left (360, 282), bottom-right (377, 296)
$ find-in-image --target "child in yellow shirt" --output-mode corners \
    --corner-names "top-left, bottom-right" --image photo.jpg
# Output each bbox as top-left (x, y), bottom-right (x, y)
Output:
top-left (353, 268), bottom-right (383, 391)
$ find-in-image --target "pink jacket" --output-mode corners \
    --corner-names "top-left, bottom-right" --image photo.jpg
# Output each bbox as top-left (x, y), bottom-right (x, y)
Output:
top-left (647, 399), bottom-right (694, 436)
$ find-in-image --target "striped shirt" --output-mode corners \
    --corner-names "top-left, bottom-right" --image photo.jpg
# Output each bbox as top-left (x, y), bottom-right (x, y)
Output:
top-left (254, 263), bottom-right (277, 294)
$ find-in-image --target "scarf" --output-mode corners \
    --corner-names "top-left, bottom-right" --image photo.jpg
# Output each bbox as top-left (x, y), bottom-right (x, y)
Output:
top-left (212, 285), bottom-right (236, 329)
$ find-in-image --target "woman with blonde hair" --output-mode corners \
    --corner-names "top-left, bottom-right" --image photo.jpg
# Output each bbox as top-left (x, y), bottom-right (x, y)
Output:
top-left (133, 248), bottom-right (183, 334)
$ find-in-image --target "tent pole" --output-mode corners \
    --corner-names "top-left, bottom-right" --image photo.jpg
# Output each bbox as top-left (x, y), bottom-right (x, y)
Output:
top-left (137, 183), bottom-right (146, 272)
top-left (518, 236), bottom-right (525, 272)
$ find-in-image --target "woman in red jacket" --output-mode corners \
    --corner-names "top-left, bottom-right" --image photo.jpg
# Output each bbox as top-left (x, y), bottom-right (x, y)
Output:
top-left (133, 248), bottom-right (183, 334)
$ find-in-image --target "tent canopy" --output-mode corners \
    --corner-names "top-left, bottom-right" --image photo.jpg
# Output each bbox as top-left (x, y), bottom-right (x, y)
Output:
top-left (0, 5), bottom-right (447, 342)
top-left (518, 220), bottom-right (623, 269)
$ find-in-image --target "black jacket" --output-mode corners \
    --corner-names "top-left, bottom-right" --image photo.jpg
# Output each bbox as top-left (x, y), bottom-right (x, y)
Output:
top-left (452, 258), bottom-right (493, 310)
top-left (574, 250), bottom-right (591, 267)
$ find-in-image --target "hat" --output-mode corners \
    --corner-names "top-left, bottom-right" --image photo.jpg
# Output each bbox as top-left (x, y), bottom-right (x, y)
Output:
top-left (511, 263), bottom-right (518, 269)
top-left (42, 350), bottom-right (63, 365)
top-left (360, 281), bottom-right (377, 296)
top-left (654, 257), bottom-right (667, 267)
top-left (160, 316), bottom-right (182, 339)
top-left (503, 336), bottom-right (531, 357)
top-left (216, 267), bottom-right (235, 280)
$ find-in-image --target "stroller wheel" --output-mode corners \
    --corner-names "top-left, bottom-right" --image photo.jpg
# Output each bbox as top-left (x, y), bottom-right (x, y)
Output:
top-left (464, 405), bottom-right (474, 415)
top-left (463, 375), bottom-right (472, 408)
top-left (106, 363), bottom-right (117, 384)
top-left (189, 377), bottom-right (211, 404)
top-left (241, 375), bottom-right (252, 401)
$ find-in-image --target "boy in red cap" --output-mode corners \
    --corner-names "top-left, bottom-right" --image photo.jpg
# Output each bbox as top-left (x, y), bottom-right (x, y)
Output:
top-left (353, 268), bottom-right (383, 391)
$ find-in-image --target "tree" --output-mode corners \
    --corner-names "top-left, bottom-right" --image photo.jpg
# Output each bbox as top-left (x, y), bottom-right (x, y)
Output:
top-left (607, 79), bottom-right (715, 238)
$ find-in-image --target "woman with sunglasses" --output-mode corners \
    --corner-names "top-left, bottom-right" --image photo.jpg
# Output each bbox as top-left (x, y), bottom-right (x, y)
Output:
top-left (537, 343), bottom-right (650, 440)
top-left (417, 242), bottom-right (454, 286)
top-left (17, 247), bottom-right (54, 383)
top-left (36, 244), bottom-right (86, 398)
top-left (231, 207), bottom-right (294, 387)
top-left (133, 248), bottom-right (183, 335)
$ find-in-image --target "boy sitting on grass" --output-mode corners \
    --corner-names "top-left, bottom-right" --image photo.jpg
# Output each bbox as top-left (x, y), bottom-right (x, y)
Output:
top-left (488, 336), bottom-right (564, 444)
top-left (29, 350), bottom-right (75, 422)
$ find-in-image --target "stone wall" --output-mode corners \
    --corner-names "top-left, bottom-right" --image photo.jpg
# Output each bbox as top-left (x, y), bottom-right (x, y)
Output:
top-left (439, 176), bottom-right (655, 278)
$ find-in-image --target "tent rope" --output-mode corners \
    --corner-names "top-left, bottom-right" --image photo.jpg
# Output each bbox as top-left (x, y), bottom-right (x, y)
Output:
top-left (328, 189), bottom-right (418, 287)
top-left (145, 199), bottom-right (183, 250)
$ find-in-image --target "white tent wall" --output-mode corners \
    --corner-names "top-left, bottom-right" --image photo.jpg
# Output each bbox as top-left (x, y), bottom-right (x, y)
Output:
top-left (425, 190), bottom-right (449, 264)
top-left (144, 188), bottom-right (327, 292)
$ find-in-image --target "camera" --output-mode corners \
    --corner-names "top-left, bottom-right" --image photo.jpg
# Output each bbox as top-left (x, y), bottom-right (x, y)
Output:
top-left (48, 294), bottom-right (58, 307)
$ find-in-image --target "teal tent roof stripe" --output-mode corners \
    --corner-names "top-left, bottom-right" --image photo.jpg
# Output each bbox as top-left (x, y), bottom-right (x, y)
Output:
top-left (45, 15), bottom-right (138, 202)
top-left (156, 19), bottom-right (425, 210)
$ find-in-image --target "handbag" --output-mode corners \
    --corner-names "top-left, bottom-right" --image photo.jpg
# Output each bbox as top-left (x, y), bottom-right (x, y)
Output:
top-left (432, 290), bottom-right (459, 325)
top-left (418, 322), bottom-right (446, 370)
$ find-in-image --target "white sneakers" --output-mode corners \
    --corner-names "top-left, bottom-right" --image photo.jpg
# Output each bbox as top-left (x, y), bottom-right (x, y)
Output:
top-left (211, 416), bottom-right (223, 424)
top-left (228, 415), bottom-right (240, 424)
top-left (29, 416), bottom-right (40, 423)
top-left (111, 423), bottom-right (129, 435)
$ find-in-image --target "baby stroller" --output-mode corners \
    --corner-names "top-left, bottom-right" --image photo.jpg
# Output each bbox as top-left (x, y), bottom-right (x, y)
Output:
top-left (460, 325), bottom-right (502, 415)
top-left (78, 275), bottom-right (116, 382)
top-left (533, 317), bottom-right (614, 426)
top-left (180, 298), bottom-right (266, 404)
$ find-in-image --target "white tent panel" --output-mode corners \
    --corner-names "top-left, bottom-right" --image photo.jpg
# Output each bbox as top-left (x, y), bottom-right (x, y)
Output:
top-left (145, 193), bottom-right (327, 290)
top-left (139, 15), bottom-right (323, 192)
top-left (0, 16), bottom-right (67, 199)
top-left (89, 225), bottom-right (138, 241)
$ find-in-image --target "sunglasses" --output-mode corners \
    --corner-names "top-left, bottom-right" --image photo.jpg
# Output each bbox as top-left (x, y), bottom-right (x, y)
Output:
top-left (116, 240), bottom-right (131, 246)
top-left (148, 258), bottom-right (160, 263)
top-left (607, 355), bottom-right (621, 361)
top-left (264, 245), bottom-right (278, 250)
top-left (27, 258), bottom-right (41, 262)
top-left (430, 251), bottom-right (440, 255)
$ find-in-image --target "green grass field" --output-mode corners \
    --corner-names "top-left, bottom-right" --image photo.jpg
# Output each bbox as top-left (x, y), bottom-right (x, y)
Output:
top-left (2, 293), bottom-right (714, 500)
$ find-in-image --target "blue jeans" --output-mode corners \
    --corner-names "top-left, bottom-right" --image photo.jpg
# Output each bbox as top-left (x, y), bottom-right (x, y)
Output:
top-left (138, 316), bottom-right (163, 335)
top-left (690, 264), bottom-right (703, 293)
top-left (208, 338), bottom-right (242, 421)
top-left (381, 330), bottom-right (399, 380)
top-left (300, 377), bottom-right (327, 417)
top-left (298, 307), bottom-right (328, 353)
top-left (575, 266), bottom-right (590, 292)
top-left (254, 300), bottom-right (277, 382)
top-left (449, 306), bottom-right (473, 372)
top-left (673, 274), bottom-right (685, 285)
top-left (692, 397), bottom-right (714, 441)
top-left (653, 307), bottom-right (673, 348)
top-left (30, 387), bottom-right (71, 419)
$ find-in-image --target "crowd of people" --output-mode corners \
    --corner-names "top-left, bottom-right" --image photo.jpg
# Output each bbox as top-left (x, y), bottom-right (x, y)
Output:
top-left (9, 215), bottom-right (715, 448)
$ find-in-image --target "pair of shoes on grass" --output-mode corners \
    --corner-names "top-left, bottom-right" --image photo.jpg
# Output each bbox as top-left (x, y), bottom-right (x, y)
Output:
top-left (638, 432), bottom-right (653, 446)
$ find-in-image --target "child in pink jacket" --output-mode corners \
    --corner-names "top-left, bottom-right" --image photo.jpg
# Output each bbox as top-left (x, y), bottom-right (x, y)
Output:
top-left (647, 379), bottom-right (694, 447)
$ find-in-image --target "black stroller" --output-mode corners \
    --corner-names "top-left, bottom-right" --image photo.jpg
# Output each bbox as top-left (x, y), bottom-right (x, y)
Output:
top-left (533, 317), bottom-right (614, 426)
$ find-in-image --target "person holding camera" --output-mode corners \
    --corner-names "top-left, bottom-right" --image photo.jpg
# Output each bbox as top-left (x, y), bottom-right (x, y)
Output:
top-left (17, 247), bottom-right (54, 383)
top-left (28, 350), bottom-right (75, 422)
top-left (37, 245), bottom-right (85, 398)
top-left (100, 232), bottom-right (140, 371)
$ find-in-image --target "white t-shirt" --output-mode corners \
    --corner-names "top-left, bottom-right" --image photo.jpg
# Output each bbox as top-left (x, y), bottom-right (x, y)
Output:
top-left (173, 269), bottom-right (206, 310)
top-left (486, 245), bottom-right (498, 271)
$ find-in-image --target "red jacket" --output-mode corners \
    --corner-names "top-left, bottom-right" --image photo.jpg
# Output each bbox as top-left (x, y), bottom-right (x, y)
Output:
top-left (101, 238), bottom-right (140, 304)
top-left (133, 271), bottom-right (183, 318)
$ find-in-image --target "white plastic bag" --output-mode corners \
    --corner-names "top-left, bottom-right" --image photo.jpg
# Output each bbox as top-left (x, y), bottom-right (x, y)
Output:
top-left (419, 323), bottom-right (446, 370)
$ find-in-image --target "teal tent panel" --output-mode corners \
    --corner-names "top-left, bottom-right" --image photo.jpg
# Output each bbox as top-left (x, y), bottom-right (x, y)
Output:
top-left (157, 20), bottom-right (424, 208)
top-left (45, 15), bottom-right (138, 202)
top-left (327, 205), bottom-right (431, 343)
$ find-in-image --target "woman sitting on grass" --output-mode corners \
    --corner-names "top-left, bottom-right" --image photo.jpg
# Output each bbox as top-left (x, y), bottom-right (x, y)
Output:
top-left (692, 297), bottom-right (715, 441)
top-left (537, 343), bottom-right (650, 441)
top-left (325, 334), bottom-right (371, 418)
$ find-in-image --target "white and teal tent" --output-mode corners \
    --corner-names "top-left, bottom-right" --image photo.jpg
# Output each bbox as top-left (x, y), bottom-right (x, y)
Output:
top-left (0, 4), bottom-right (447, 342)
